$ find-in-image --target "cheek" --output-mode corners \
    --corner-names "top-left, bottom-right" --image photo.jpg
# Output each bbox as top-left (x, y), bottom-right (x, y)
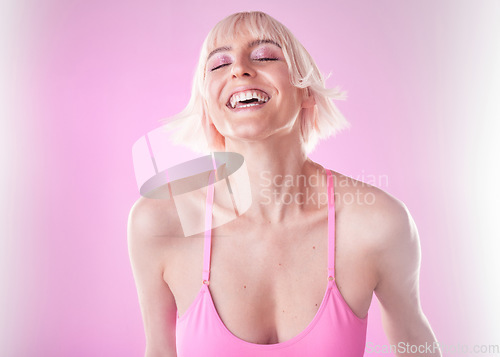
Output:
top-left (204, 81), bottom-right (222, 111)
top-left (272, 65), bottom-right (295, 89)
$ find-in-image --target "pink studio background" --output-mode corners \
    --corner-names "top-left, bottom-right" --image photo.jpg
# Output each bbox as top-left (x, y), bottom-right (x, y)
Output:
top-left (2, 0), bottom-right (499, 356)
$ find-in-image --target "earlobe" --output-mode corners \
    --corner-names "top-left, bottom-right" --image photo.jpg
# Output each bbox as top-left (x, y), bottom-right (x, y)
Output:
top-left (202, 98), bottom-right (212, 123)
top-left (301, 94), bottom-right (316, 109)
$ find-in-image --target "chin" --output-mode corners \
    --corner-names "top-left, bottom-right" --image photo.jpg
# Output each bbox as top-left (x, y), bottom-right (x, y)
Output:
top-left (224, 125), bottom-right (274, 144)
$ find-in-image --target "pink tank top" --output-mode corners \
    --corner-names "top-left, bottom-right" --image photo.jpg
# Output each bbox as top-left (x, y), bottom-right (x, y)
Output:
top-left (176, 168), bottom-right (368, 356)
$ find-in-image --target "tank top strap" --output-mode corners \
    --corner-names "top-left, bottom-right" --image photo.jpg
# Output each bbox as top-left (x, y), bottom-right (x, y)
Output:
top-left (202, 170), bottom-right (215, 284)
top-left (325, 168), bottom-right (336, 281)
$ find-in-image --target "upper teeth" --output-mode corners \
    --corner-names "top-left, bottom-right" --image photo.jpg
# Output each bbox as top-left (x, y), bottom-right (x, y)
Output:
top-left (228, 90), bottom-right (270, 109)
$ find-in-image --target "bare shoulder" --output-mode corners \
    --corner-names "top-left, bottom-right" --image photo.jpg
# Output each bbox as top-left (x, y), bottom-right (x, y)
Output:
top-left (128, 191), bottom-right (181, 240)
top-left (331, 170), bottom-right (418, 253)
top-left (127, 186), bottom-right (188, 267)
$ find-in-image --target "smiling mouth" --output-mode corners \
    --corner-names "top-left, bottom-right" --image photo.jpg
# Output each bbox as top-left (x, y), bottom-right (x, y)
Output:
top-left (227, 89), bottom-right (271, 109)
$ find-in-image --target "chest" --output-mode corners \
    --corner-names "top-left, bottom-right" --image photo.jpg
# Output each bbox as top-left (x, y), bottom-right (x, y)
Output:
top-left (167, 215), bottom-right (373, 344)
top-left (215, 227), bottom-right (329, 342)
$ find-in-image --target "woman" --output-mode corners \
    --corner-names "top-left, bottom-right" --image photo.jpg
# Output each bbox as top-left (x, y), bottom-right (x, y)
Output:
top-left (128, 11), bottom-right (441, 357)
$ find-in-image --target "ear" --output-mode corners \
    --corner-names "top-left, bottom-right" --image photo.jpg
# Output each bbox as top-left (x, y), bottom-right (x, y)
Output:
top-left (201, 97), bottom-right (212, 123)
top-left (301, 89), bottom-right (316, 109)
top-left (201, 98), bottom-right (225, 151)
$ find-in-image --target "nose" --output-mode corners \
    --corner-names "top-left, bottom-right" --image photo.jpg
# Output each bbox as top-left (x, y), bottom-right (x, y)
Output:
top-left (231, 57), bottom-right (256, 78)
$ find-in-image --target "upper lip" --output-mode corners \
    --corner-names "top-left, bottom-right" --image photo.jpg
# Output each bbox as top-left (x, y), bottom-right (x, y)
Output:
top-left (226, 86), bottom-right (271, 107)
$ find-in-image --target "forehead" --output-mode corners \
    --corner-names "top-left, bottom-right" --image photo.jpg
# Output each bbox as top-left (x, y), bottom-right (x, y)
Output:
top-left (206, 16), bottom-right (286, 55)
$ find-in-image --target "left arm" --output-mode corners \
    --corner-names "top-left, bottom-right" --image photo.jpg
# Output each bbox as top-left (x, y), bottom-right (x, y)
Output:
top-left (373, 199), bottom-right (441, 357)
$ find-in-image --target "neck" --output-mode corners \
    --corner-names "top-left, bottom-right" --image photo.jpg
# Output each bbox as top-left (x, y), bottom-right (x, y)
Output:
top-left (223, 131), bottom-right (327, 224)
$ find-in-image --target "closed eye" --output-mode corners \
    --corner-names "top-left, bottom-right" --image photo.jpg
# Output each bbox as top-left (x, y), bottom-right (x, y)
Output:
top-left (210, 63), bottom-right (231, 71)
top-left (210, 58), bottom-right (279, 71)
top-left (255, 58), bottom-right (279, 62)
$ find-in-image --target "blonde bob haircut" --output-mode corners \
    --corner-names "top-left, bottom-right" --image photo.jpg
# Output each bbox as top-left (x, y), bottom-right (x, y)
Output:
top-left (163, 11), bottom-right (349, 155)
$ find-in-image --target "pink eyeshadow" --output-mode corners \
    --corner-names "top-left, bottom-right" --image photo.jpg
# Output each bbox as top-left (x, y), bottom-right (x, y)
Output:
top-left (252, 47), bottom-right (280, 59)
top-left (207, 54), bottom-right (232, 70)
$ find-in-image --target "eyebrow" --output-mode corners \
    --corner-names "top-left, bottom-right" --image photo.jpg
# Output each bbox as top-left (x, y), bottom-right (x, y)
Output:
top-left (206, 39), bottom-right (281, 62)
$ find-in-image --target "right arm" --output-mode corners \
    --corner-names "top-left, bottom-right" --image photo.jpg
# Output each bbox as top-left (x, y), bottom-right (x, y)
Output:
top-left (128, 197), bottom-right (178, 357)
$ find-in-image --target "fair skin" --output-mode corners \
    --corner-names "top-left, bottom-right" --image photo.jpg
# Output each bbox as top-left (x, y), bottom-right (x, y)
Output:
top-left (128, 30), bottom-right (441, 357)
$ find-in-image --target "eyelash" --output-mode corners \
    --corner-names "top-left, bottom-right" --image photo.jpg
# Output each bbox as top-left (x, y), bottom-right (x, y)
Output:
top-left (255, 57), bottom-right (279, 62)
top-left (210, 57), bottom-right (279, 72)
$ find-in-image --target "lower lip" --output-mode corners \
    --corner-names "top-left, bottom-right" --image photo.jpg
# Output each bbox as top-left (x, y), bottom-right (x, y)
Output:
top-left (226, 100), bottom-right (270, 112)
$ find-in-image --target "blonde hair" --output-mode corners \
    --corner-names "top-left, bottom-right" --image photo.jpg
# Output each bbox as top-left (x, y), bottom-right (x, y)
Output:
top-left (162, 11), bottom-right (349, 154)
